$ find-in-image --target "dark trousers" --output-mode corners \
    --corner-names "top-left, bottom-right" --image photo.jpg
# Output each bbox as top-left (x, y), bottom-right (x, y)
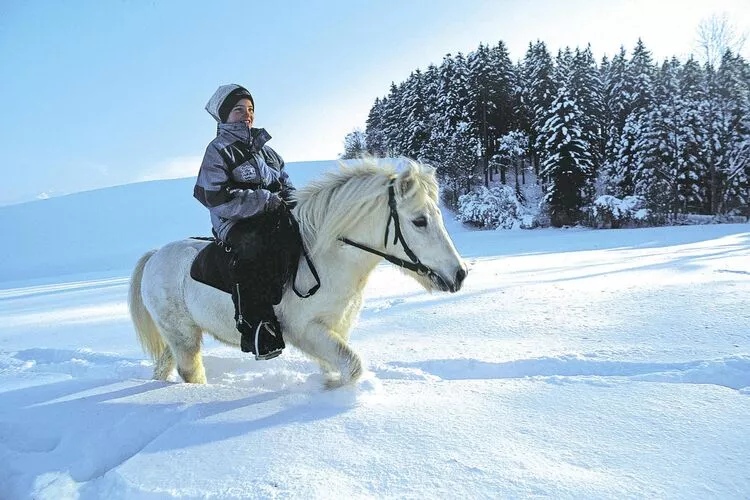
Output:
top-left (225, 210), bottom-right (299, 355)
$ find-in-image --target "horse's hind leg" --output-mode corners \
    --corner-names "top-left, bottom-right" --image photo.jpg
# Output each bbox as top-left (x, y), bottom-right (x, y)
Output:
top-left (160, 324), bottom-right (207, 384)
top-left (292, 321), bottom-right (362, 389)
top-left (153, 347), bottom-right (175, 381)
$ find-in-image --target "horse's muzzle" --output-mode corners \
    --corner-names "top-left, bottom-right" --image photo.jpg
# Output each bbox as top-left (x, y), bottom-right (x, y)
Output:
top-left (453, 265), bottom-right (467, 291)
top-left (431, 264), bottom-right (468, 293)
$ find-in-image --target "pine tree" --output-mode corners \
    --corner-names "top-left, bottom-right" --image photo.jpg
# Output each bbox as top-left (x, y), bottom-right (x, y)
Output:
top-left (487, 41), bottom-right (517, 139)
top-left (711, 51), bottom-right (750, 213)
top-left (382, 82), bottom-right (405, 156)
top-left (464, 41), bottom-right (517, 185)
top-left (402, 70), bottom-right (430, 159)
top-left (602, 46), bottom-right (630, 168)
top-left (539, 83), bottom-right (594, 226)
top-left (365, 98), bottom-right (387, 157)
top-left (633, 59), bottom-right (690, 213)
top-left (679, 57), bottom-right (709, 211)
top-left (521, 41), bottom-right (555, 175)
top-left (628, 39), bottom-right (655, 114)
top-left (553, 47), bottom-right (574, 86)
top-left (612, 113), bottom-right (642, 197)
top-left (424, 53), bottom-right (477, 195)
top-left (611, 39), bottom-right (655, 196)
top-left (467, 44), bottom-right (495, 185)
top-left (570, 45), bottom-right (604, 177)
top-left (421, 63), bottom-right (441, 143)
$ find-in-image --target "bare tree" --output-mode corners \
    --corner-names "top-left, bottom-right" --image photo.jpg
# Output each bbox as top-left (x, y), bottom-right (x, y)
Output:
top-left (341, 129), bottom-right (367, 159)
top-left (696, 13), bottom-right (747, 68)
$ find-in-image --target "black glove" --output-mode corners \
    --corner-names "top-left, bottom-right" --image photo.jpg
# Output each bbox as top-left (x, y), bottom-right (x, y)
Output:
top-left (265, 192), bottom-right (284, 213)
top-left (279, 188), bottom-right (297, 209)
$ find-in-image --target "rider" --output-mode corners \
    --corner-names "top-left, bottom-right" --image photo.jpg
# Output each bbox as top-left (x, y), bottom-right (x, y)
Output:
top-left (194, 84), bottom-right (296, 360)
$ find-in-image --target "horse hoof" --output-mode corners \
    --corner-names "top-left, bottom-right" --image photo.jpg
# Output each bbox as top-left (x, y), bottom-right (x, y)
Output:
top-left (324, 374), bottom-right (343, 390)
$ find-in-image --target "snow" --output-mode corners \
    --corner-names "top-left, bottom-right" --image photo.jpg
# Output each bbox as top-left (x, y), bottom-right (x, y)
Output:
top-left (1, 160), bottom-right (749, 499)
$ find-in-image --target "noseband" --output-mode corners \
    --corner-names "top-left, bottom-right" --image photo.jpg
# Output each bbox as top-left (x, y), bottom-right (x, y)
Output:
top-left (339, 182), bottom-right (435, 278)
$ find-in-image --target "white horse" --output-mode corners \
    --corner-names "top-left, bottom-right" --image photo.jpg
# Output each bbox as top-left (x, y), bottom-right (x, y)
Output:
top-left (128, 159), bottom-right (467, 389)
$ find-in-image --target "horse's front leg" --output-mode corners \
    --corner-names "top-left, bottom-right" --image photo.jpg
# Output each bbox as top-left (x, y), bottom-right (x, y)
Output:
top-left (293, 320), bottom-right (362, 389)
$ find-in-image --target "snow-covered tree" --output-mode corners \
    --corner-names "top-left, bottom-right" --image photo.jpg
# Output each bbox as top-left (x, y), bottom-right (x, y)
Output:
top-left (357, 35), bottom-right (750, 221)
top-left (494, 130), bottom-right (530, 190)
top-left (401, 70), bottom-right (430, 159)
top-left (711, 50), bottom-right (750, 213)
top-left (365, 98), bottom-right (387, 157)
top-left (521, 41), bottom-right (555, 175)
top-left (423, 53), bottom-right (477, 196)
top-left (487, 40), bottom-right (518, 137)
top-left (341, 129), bottom-right (368, 159)
top-left (570, 45), bottom-right (604, 174)
top-left (539, 84), bottom-right (594, 226)
top-left (602, 46), bottom-right (630, 169)
top-left (609, 40), bottom-right (656, 196)
top-left (382, 82), bottom-right (406, 156)
top-left (633, 58), bottom-right (702, 213)
top-left (467, 44), bottom-right (496, 185)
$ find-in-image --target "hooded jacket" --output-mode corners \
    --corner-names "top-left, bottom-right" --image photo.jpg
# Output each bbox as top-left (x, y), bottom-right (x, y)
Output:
top-left (194, 85), bottom-right (294, 242)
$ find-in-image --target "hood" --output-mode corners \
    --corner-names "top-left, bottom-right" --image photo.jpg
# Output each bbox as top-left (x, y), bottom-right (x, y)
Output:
top-left (205, 84), bottom-right (244, 123)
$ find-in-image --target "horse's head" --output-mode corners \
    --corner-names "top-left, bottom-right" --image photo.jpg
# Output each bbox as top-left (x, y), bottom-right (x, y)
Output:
top-left (294, 158), bottom-right (468, 293)
top-left (383, 160), bottom-right (468, 293)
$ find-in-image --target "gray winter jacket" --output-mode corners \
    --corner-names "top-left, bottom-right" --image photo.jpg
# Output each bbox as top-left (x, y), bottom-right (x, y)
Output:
top-left (193, 123), bottom-right (293, 242)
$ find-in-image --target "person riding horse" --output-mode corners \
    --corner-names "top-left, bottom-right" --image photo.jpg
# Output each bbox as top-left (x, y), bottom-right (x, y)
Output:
top-left (194, 84), bottom-right (296, 360)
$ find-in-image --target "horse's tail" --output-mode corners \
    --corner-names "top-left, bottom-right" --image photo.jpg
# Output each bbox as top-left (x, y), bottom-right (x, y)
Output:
top-left (128, 249), bottom-right (165, 362)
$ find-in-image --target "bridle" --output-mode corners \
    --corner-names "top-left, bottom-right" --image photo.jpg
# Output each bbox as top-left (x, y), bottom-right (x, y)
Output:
top-left (339, 181), bottom-right (435, 278)
top-left (292, 180), bottom-right (442, 299)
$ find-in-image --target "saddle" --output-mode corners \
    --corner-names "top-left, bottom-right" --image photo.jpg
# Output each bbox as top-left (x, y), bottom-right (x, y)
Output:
top-left (190, 208), bottom-right (315, 298)
top-left (188, 210), bottom-right (312, 361)
top-left (190, 240), bottom-right (234, 295)
top-left (190, 236), bottom-right (286, 360)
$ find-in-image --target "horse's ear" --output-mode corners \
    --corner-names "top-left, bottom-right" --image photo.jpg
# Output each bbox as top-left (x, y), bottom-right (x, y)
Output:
top-left (395, 169), bottom-right (414, 197)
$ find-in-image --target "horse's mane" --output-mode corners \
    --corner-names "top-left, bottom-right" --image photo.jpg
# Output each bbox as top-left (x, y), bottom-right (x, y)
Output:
top-left (294, 158), bottom-right (438, 257)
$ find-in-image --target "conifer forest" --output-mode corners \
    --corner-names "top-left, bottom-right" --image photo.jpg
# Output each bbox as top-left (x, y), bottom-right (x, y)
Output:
top-left (348, 39), bottom-right (750, 228)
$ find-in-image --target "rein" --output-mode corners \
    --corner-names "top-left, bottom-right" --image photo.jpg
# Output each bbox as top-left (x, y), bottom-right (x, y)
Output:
top-left (339, 183), bottom-right (433, 277)
top-left (292, 180), bottom-right (436, 299)
top-left (287, 209), bottom-right (321, 298)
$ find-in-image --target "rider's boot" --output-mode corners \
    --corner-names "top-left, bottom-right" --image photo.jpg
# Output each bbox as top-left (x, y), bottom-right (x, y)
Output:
top-left (232, 283), bottom-right (285, 360)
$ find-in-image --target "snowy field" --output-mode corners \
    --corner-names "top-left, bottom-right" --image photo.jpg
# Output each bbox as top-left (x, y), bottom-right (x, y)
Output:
top-left (1, 161), bottom-right (749, 499)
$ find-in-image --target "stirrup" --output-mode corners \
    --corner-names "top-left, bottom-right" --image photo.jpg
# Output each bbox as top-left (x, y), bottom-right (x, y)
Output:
top-left (255, 348), bottom-right (283, 361)
top-left (253, 322), bottom-right (284, 361)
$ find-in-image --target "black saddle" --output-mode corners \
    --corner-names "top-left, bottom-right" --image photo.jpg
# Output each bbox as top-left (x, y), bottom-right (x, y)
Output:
top-left (190, 240), bottom-right (234, 294)
top-left (189, 209), bottom-right (319, 300)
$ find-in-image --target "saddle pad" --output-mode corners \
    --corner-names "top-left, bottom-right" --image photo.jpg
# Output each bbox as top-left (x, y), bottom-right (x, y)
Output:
top-left (190, 240), bottom-right (234, 294)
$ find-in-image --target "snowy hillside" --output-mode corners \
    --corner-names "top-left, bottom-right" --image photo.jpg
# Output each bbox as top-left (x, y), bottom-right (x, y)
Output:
top-left (0, 160), bottom-right (340, 284)
top-left (0, 162), bottom-right (749, 499)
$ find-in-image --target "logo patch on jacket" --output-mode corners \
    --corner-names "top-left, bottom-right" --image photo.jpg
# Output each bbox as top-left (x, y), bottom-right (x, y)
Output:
top-left (233, 164), bottom-right (259, 183)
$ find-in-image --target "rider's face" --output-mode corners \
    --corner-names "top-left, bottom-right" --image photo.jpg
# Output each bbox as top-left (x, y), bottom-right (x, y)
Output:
top-left (226, 98), bottom-right (254, 126)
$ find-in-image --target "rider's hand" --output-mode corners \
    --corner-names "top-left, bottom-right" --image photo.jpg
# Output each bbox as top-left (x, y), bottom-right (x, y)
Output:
top-left (265, 192), bottom-right (284, 213)
top-left (280, 188), bottom-right (297, 209)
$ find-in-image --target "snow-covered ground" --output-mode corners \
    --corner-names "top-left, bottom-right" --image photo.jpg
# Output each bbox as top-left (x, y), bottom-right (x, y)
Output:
top-left (1, 160), bottom-right (749, 499)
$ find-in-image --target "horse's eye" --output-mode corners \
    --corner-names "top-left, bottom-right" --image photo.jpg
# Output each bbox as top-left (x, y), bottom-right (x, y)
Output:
top-left (412, 216), bottom-right (427, 228)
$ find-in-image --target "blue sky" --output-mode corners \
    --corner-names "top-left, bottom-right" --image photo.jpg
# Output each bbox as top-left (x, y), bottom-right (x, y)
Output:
top-left (1, 0), bottom-right (748, 205)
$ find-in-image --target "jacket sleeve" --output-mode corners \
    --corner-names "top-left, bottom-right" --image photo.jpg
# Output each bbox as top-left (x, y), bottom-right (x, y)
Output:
top-left (193, 143), bottom-right (272, 220)
top-left (265, 146), bottom-right (294, 192)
